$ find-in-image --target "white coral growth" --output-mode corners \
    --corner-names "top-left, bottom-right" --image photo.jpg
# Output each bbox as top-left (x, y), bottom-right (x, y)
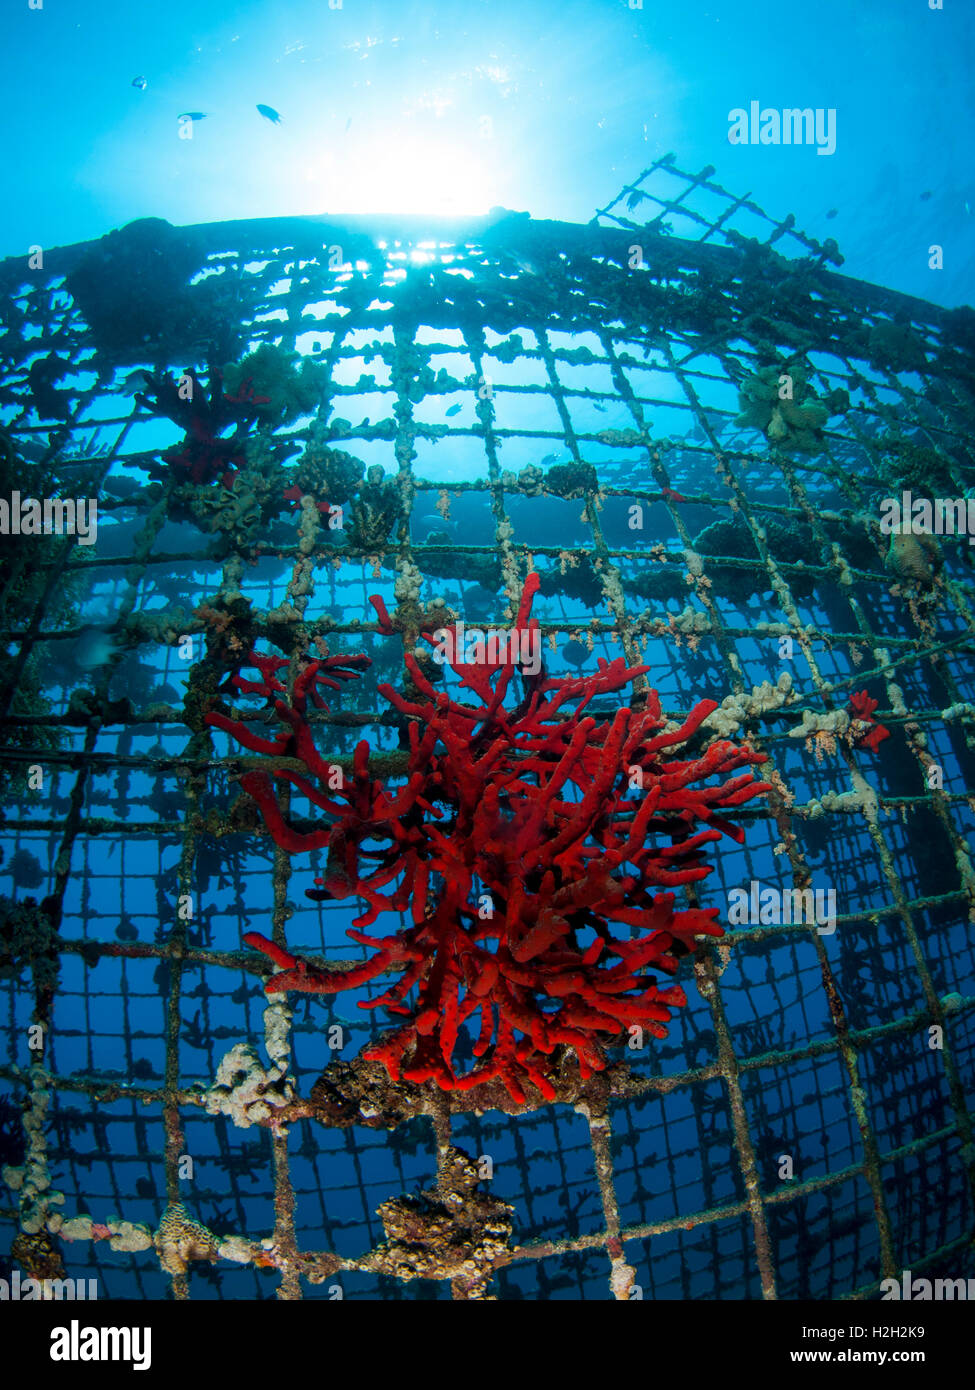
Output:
top-left (205, 1002), bottom-right (295, 1131)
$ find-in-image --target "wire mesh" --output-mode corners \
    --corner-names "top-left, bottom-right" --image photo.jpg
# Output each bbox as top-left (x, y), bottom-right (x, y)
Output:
top-left (1, 154), bottom-right (974, 1300)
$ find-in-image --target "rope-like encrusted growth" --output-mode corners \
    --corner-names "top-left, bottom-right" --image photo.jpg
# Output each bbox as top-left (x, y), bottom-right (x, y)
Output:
top-left (207, 574), bottom-right (770, 1103)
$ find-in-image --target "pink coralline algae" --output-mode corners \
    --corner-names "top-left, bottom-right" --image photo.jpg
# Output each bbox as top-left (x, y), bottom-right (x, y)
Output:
top-left (848, 689), bottom-right (891, 752)
top-left (207, 574), bottom-right (771, 1103)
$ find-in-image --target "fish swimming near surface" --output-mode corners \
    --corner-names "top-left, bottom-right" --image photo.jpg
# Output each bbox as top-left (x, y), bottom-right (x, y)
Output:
top-left (445, 403), bottom-right (462, 417)
top-left (131, 76), bottom-right (147, 91)
top-left (257, 104), bottom-right (283, 124)
top-left (178, 112), bottom-right (208, 121)
top-left (825, 208), bottom-right (838, 220)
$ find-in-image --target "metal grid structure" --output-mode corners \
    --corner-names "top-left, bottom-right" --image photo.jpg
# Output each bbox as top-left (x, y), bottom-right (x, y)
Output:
top-left (1, 154), bottom-right (974, 1300)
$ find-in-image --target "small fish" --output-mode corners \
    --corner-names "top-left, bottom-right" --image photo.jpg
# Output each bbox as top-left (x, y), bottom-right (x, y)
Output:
top-left (414, 514), bottom-right (456, 542)
top-left (71, 625), bottom-right (120, 672)
top-left (919, 190), bottom-right (932, 202)
top-left (507, 251), bottom-right (540, 276)
top-left (687, 410), bottom-right (726, 441)
top-left (462, 584), bottom-right (499, 620)
top-left (561, 640), bottom-right (589, 670)
top-left (117, 369), bottom-right (151, 396)
top-left (101, 474), bottom-right (143, 500)
top-left (445, 403), bottom-right (462, 417)
top-left (825, 207), bottom-right (838, 220)
top-left (178, 112), bottom-right (208, 121)
top-left (593, 400), bottom-right (607, 412)
top-left (257, 103), bottom-right (283, 124)
top-left (131, 76), bottom-right (148, 91)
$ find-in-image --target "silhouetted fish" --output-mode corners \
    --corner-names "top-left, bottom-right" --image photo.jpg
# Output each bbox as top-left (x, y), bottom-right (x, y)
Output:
top-left (414, 514), bottom-right (456, 542)
top-left (562, 640), bottom-right (589, 669)
top-left (825, 208), bottom-right (838, 220)
top-left (101, 474), bottom-right (143, 499)
top-left (445, 403), bottom-right (462, 417)
top-left (257, 104), bottom-right (283, 124)
top-left (28, 354), bottom-right (71, 420)
top-left (920, 190), bottom-right (932, 202)
top-left (462, 584), bottom-right (499, 620)
top-left (131, 76), bottom-right (147, 91)
top-left (687, 409), bottom-right (727, 441)
top-left (178, 112), bottom-right (208, 121)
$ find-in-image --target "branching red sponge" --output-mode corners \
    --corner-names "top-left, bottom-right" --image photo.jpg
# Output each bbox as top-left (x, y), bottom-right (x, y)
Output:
top-left (206, 574), bottom-right (771, 1103)
top-left (848, 689), bottom-right (891, 752)
top-left (138, 367), bottom-right (272, 487)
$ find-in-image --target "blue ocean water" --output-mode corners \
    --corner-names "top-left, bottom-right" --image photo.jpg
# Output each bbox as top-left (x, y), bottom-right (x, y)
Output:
top-left (2, 0), bottom-right (973, 304)
top-left (1, 0), bottom-right (973, 1309)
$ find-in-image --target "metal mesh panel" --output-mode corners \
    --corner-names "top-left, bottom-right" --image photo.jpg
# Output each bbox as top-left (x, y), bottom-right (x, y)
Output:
top-left (2, 154), bottom-right (974, 1300)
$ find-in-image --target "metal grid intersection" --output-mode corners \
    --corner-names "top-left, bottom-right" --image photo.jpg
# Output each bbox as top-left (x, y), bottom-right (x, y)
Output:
top-left (1, 155), bottom-right (974, 1299)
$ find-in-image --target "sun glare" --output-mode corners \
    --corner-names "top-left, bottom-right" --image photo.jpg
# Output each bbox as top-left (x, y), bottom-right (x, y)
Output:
top-left (301, 132), bottom-right (494, 216)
